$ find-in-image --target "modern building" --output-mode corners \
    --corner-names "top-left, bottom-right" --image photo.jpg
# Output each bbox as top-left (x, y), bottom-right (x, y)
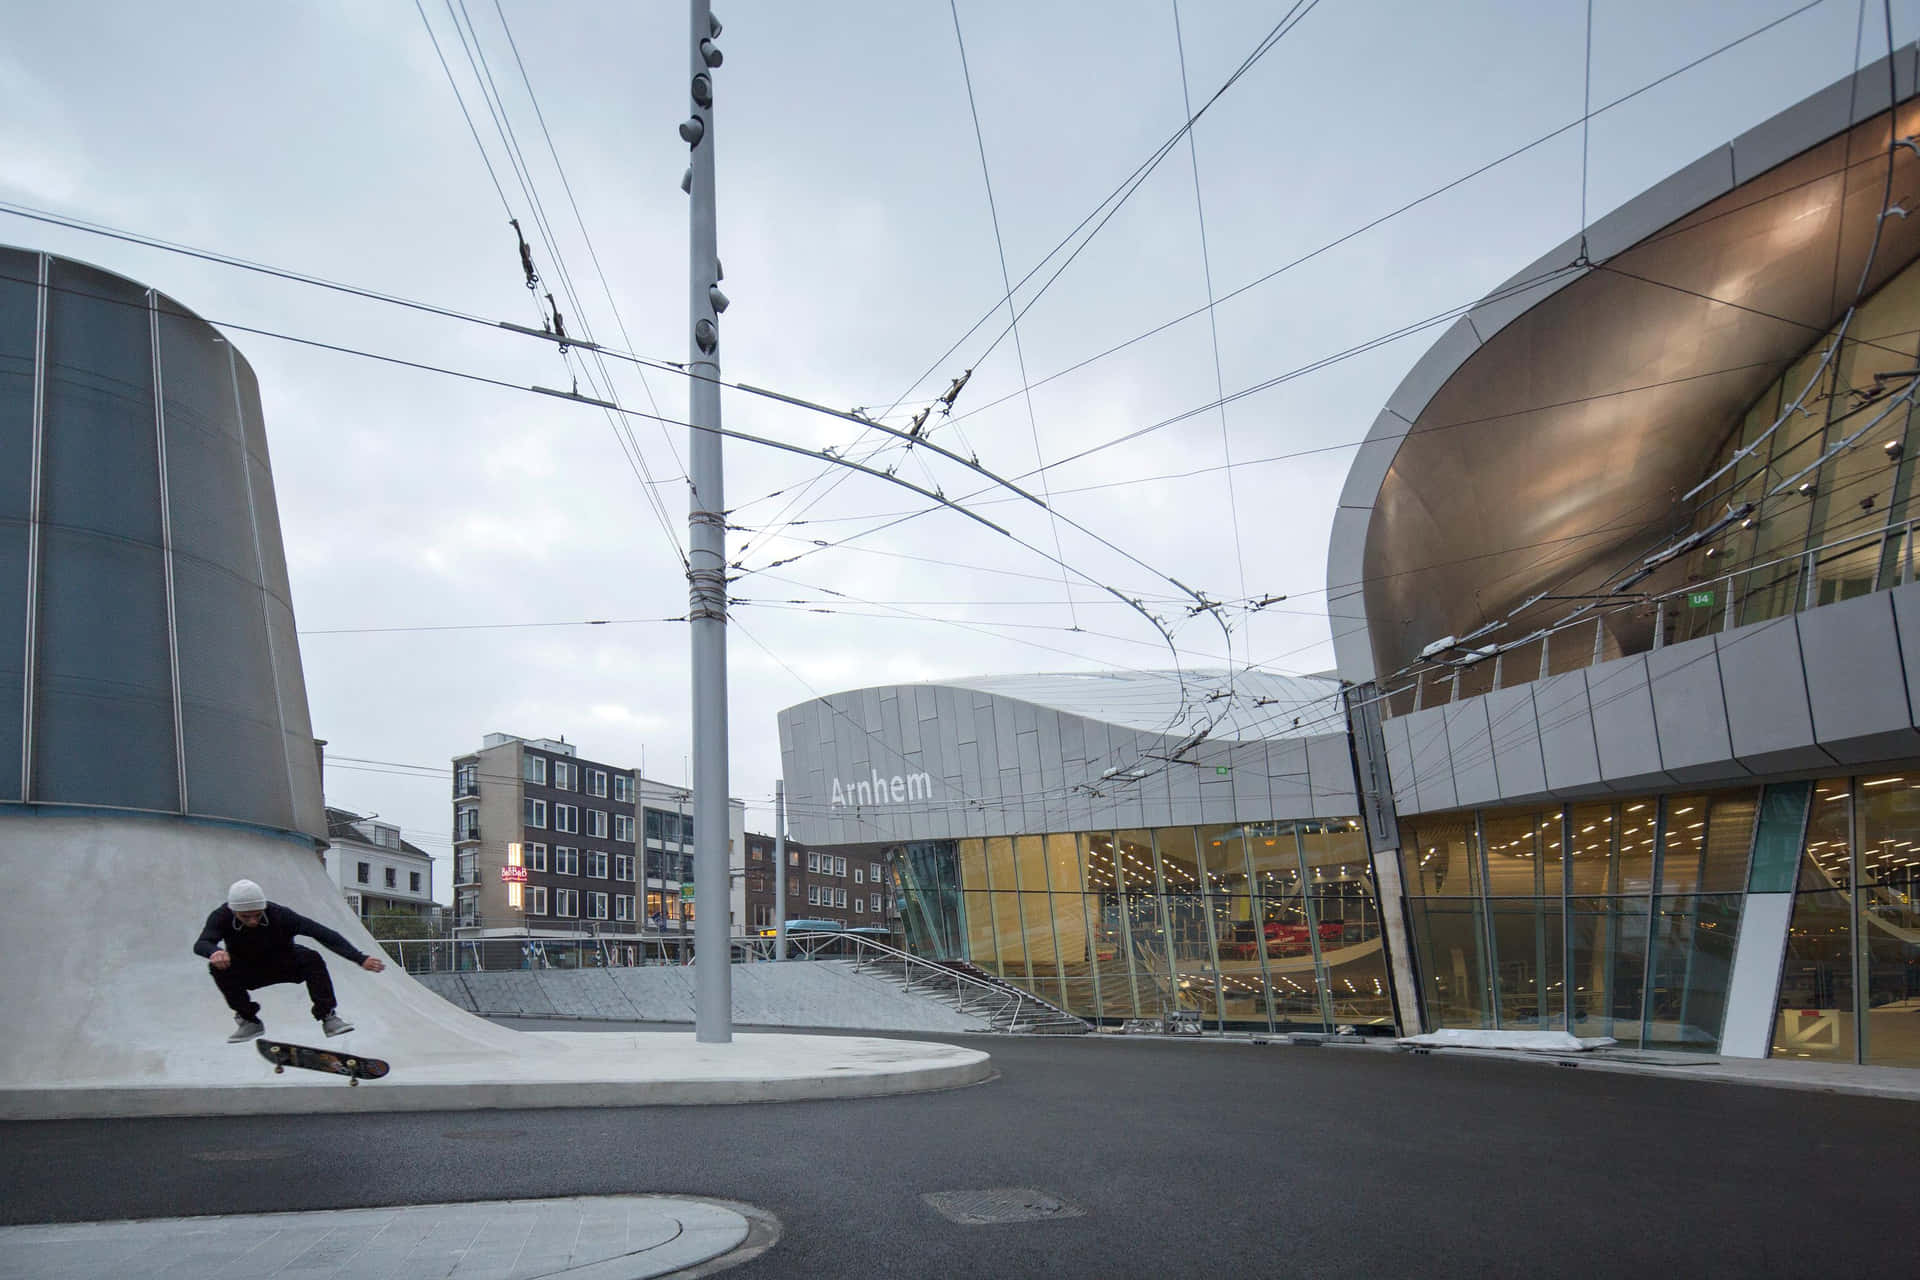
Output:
top-left (324, 806), bottom-right (436, 921)
top-left (777, 670), bottom-right (1394, 1032)
top-left (451, 732), bottom-right (747, 961)
top-left (774, 50), bottom-right (1920, 1073)
top-left (1327, 47), bottom-right (1920, 1066)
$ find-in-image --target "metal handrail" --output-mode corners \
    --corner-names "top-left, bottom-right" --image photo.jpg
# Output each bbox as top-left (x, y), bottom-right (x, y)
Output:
top-left (786, 930), bottom-right (1089, 1032)
top-left (1397, 515), bottom-right (1920, 712)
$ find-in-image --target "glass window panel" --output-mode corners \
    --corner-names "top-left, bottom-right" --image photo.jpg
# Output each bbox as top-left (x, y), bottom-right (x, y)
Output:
top-left (1566, 802), bottom-right (1621, 894)
top-left (985, 836), bottom-right (1026, 980)
top-left (1749, 782), bottom-right (1814, 893)
top-left (1659, 791), bottom-right (1755, 894)
top-left (1857, 773), bottom-right (1920, 1066)
top-left (1315, 886), bottom-right (1393, 1030)
top-left (1087, 887), bottom-right (1137, 1020)
top-left (1774, 892), bottom-right (1856, 1064)
top-left (1156, 826), bottom-right (1215, 1022)
top-left (1642, 893), bottom-right (1742, 1051)
top-left (1115, 828), bottom-right (1169, 1013)
top-left (1481, 810), bottom-right (1544, 896)
top-left (1014, 836), bottom-right (1060, 1004)
top-left (1487, 899), bottom-right (1565, 1029)
top-left (1401, 815), bottom-right (1478, 896)
top-left (173, 555), bottom-right (292, 827)
top-left (1568, 896), bottom-right (1649, 1047)
top-left (1407, 898), bottom-right (1490, 1029)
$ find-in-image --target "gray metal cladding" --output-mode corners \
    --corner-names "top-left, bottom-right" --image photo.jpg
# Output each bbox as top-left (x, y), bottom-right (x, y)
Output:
top-left (1, 249), bottom-right (321, 839)
top-left (776, 675), bottom-right (1359, 846)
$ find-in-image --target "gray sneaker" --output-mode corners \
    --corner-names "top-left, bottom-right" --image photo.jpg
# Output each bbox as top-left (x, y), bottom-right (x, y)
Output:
top-left (228, 1016), bottom-right (264, 1043)
top-left (320, 1014), bottom-right (353, 1037)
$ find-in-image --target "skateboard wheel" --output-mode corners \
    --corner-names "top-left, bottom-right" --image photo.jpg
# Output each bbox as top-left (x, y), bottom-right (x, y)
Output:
top-left (274, 1065), bottom-right (284, 1074)
top-left (349, 1077), bottom-right (358, 1087)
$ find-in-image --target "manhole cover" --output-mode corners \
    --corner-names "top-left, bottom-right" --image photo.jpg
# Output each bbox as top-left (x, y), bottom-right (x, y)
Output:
top-left (922, 1188), bottom-right (1085, 1225)
top-left (441, 1129), bottom-right (528, 1141)
top-left (190, 1149), bottom-right (295, 1163)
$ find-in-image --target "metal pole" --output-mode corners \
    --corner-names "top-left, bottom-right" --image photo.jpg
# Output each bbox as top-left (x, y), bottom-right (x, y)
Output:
top-left (685, 0), bottom-right (730, 1042)
top-left (774, 779), bottom-right (788, 960)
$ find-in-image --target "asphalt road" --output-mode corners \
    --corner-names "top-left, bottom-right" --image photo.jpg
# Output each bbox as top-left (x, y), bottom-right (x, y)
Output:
top-left (4, 1027), bottom-right (1916, 1279)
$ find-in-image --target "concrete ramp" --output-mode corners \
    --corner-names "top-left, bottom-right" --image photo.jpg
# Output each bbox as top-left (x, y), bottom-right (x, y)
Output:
top-left (0, 812), bottom-right (991, 1118)
top-left (418, 960), bottom-right (994, 1033)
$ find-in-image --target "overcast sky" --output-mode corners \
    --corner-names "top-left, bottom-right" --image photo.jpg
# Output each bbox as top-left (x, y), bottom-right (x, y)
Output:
top-left (5, 0), bottom-right (1914, 899)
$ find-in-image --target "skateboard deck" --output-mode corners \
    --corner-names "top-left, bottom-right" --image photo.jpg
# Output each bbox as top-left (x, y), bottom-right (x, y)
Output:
top-left (256, 1038), bottom-right (390, 1086)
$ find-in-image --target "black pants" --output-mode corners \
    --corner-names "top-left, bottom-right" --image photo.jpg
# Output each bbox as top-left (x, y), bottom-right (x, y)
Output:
top-left (209, 946), bottom-right (337, 1021)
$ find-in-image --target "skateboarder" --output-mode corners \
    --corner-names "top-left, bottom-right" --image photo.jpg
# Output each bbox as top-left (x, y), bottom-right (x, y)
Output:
top-left (194, 879), bottom-right (386, 1042)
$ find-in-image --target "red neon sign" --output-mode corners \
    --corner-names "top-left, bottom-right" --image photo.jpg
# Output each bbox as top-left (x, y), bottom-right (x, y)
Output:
top-left (500, 866), bottom-right (528, 883)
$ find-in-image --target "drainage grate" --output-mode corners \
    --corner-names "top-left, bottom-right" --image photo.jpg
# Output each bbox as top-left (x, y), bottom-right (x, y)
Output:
top-left (922, 1188), bottom-right (1086, 1225)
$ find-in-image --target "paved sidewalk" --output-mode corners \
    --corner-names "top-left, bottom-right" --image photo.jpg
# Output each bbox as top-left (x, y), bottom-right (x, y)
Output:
top-left (0, 1194), bottom-right (767, 1280)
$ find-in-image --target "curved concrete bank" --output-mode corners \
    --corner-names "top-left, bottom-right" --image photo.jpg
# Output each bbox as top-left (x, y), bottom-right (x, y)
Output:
top-left (0, 813), bottom-right (991, 1120)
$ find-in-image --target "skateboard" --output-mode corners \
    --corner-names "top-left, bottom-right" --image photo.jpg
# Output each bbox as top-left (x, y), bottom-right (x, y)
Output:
top-left (256, 1038), bottom-right (390, 1086)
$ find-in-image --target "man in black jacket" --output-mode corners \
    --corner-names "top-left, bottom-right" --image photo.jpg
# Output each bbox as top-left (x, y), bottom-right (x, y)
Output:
top-left (194, 878), bottom-right (386, 1042)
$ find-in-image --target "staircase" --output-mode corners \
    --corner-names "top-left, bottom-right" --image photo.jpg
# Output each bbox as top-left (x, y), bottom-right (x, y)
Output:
top-left (791, 932), bottom-right (1091, 1035)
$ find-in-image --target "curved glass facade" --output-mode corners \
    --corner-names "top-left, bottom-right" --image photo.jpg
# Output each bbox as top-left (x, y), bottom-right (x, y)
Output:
top-left (0, 247), bottom-right (322, 838)
top-left (883, 819), bottom-right (1396, 1032)
top-left (1401, 791), bottom-right (1758, 1050)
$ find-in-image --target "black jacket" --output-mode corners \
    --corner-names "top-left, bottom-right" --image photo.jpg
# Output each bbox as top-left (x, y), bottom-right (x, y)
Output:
top-left (193, 903), bottom-right (369, 970)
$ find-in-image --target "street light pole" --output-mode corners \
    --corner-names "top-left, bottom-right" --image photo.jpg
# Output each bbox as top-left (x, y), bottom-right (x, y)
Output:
top-left (683, 0), bottom-right (730, 1043)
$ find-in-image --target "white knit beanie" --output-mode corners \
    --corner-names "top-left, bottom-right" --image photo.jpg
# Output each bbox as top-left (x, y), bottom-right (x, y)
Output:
top-left (227, 879), bottom-right (267, 912)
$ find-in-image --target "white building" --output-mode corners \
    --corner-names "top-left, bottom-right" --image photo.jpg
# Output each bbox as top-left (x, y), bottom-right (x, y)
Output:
top-left (323, 807), bottom-right (437, 921)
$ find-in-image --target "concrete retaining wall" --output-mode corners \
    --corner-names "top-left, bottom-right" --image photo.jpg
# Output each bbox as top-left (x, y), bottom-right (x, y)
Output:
top-left (416, 961), bottom-right (992, 1034)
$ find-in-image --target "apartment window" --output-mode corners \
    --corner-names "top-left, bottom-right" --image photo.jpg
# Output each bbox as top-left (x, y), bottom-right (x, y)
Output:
top-left (455, 806), bottom-right (479, 840)
top-left (553, 804), bottom-right (579, 833)
top-left (614, 775), bottom-right (634, 803)
top-left (807, 886), bottom-right (820, 906)
top-left (555, 888), bottom-right (578, 917)
top-left (870, 862), bottom-right (882, 881)
top-left (586, 851), bottom-right (608, 879)
top-left (754, 904), bottom-right (772, 927)
top-left (614, 853), bottom-right (634, 881)
top-left (835, 857), bottom-right (847, 876)
top-left (871, 893), bottom-right (882, 912)
top-left (751, 844), bottom-right (763, 862)
top-left (587, 809), bottom-right (608, 838)
top-left (588, 892), bottom-right (608, 920)
top-left (789, 880), bottom-right (800, 898)
top-left (524, 798), bottom-right (547, 828)
top-left (614, 813), bottom-right (634, 843)
top-left (356, 862), bottom-right (369, 884)
top-left (456, 850), bottom-right (477, 885)
top-left (555, 847), bottom-right (579, 876)
top-left (588, 769), bottom-right (608, 797)
top-left (552, 760), bottom-right (576, 791)
top-left (523, 754), bottom-right (546, 785)
top-left (790, 849), bottom-right (800, 867)
top-left (384, 867), bottom-right (396, 889)
top-left (854, 897), bottom-right (864, 914)
top-left (454, 762), bottom-right (479, 796)
top-left (836, 888), bottom-right (848, 908)
top-left (526, 842), bottom-right (547, 872)
top-left (807, 852), bottom-right (819, 872)
top-left (854, 868), bottom-right (863, 885)
top-left (615, 894), bottom-right (633, 921)
top-left (527, 885), bottom-right (548, 915)
top-left (410, 872), bottom-right (422, 892)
